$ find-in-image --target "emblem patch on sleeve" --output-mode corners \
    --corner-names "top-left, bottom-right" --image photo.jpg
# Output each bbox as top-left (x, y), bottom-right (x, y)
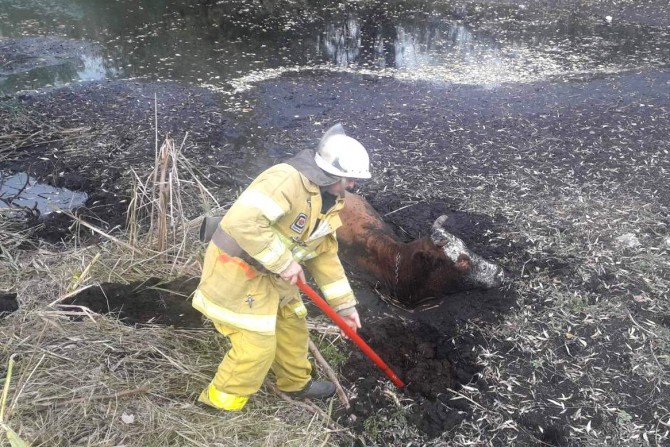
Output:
top-left (290, 212), bottom-right (308, 234)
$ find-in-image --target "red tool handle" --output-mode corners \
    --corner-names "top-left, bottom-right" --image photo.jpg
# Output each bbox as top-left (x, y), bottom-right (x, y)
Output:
top-left (297, 280), bottom-right (406, 388)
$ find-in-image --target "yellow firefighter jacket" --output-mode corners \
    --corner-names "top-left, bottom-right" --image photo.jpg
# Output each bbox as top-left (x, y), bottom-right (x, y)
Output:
top-left (194, 151), bottom-right (357, 334)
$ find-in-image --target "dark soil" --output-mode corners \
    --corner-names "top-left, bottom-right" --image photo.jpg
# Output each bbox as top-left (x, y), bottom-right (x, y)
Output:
top-left (1, 79), bottom-right (252, 242)
top-left (245, 69), bottom-right (670, 207)
top-left (3, 65), bottom-right (669, 442)
top-left (0, 292), bottom-right (18, 316)
top-left (64, 277), bottom-right (200, 328)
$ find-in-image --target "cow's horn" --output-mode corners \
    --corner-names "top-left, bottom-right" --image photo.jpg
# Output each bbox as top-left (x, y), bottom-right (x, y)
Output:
top-left (432, 215), bottom-right (448, 229)
top-left (431, 215), bottom-right (451, 246)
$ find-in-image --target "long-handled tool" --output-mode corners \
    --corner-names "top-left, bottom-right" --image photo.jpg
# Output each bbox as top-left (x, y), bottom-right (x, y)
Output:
top-left (297, 279), bottom-right (406, 388)
top-left (198, 218), bottom-right (405, 388)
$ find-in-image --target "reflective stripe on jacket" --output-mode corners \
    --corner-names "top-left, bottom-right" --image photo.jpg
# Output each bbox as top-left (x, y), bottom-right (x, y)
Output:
top-left (195, 161), bottom-right (356, 332)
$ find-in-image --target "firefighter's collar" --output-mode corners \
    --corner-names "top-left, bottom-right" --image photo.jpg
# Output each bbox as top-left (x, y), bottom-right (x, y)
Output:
top-left (284, 149), bottom-right (340, 187)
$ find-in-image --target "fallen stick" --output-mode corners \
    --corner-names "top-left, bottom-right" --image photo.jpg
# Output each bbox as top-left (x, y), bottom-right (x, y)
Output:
top-left (308, 339), bottom-right (350, 410)
top-left (446, 388), bottom-right (487, 411)
top-left (306, 322), bottom-right (341, 335)
top-left (36, 385), bottom-right (150, 408)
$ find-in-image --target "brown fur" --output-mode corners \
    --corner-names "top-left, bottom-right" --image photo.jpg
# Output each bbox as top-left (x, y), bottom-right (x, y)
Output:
top-left (337, 192), bottom-right (471, 306)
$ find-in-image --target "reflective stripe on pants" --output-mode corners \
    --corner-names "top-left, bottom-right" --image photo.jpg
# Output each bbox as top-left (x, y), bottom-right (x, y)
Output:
top-left (200, 304), bottom-right (312, 409)
top-left (198, 385), bottom-right (248, 411)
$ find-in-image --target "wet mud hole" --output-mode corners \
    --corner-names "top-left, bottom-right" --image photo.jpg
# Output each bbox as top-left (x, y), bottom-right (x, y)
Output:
top-left (54, 198), bottom-right (515, 440)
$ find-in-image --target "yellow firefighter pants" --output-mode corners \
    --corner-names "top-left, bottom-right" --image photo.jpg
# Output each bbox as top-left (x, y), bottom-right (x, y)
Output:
top-left (199, 302), bottom-right (312, 411)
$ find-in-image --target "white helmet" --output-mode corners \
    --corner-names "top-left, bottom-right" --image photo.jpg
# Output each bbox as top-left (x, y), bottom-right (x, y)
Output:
top-left (314, 124), bottom-right (371, 179)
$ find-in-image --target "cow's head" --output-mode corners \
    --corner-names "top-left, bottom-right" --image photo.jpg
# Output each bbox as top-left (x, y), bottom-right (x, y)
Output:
top-left (431, 215), bottom-right (504, 289)
top-left (393, 237), bottom-right (492, 306)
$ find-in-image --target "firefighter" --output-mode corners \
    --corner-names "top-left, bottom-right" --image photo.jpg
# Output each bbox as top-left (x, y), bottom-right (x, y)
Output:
top-left (193, 124), bottom-right (371, 411)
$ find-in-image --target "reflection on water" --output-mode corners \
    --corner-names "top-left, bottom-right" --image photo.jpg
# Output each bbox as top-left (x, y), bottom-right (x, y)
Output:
top-left (320, 15), bottom-right (500, 71)
top-left (0, 172), bottom-right (88, 216)
top-left (0, 52), bottom-right (112, 93)
top-left (78, 54), bottom-right (113, 82)
top-left (321, 19), bottom-right (362, 67)
top-left (0, 37), bottom-right (116, 93)
top-left (0, 0), bottom-right (669, 93)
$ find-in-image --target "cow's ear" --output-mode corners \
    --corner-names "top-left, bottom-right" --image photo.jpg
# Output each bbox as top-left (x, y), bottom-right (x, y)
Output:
top-left (411, 249), bottom-right (437, 269)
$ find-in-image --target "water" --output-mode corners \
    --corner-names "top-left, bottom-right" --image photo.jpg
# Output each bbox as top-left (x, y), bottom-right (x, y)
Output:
top-left (0, 172), bottom-right (88, 216)
top-left (1, 0), bottom-right (668, 94)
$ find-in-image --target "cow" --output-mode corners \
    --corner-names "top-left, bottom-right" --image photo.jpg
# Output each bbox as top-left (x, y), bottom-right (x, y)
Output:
top-left (336, 192), bottom-right (504, 307)
top-left (199, 192), bottom-right (504, 307)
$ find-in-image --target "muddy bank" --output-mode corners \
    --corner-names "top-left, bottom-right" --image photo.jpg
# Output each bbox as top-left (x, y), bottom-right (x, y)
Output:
top-left (17, 67), bottom-right (656, 221)
top-left (1, 79), bottom-right (250, 240)
top-left (3, 65), bottom-right (668, 299)
top-left (2, 66), bottom-right (669, 443)
top-left (244, 69), bottom-right (670, 209)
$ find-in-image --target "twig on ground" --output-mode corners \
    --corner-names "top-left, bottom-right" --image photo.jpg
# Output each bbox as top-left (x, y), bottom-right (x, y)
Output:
top-left (627, 311), bottom-right (657, 337)
top-left (267, 381), bottom-right (357, 440)
top-left (308, 339), bottom-right (350, 409)
top-left (306, 322), bottom-right (340, 335)
top-left (48, 283), bottom-right (98, 307)
top-left (383, 202), bottom-right (418, 217)
top-left (66, 213), bottom-right (143, 254)
top-left (447, 388), bottom-right (488, 412)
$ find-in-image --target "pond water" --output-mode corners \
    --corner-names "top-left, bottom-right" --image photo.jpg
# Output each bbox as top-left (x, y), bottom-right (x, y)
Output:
top-left (0, 172), bottom-right (88, 216)
top-left (1, 0), bottom-right (669, 94)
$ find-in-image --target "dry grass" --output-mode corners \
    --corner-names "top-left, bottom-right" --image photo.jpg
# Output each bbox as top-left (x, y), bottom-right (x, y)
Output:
top-left (0, 308), bottom-right (341, 446)
top-left (0, 128), bottom-right (354, 446)
top-left (0, 247), bottom-right (353, 445)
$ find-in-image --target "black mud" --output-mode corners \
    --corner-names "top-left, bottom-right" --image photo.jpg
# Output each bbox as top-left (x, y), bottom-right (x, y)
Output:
top-left (0, 292), bottom-right (18, 316)
top-left (1, 80), bottom-right (249, 240)
top-left (64, 277), bottom-right (200, 328)
top-left (3, 64), bottom-right (669, 443)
